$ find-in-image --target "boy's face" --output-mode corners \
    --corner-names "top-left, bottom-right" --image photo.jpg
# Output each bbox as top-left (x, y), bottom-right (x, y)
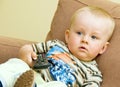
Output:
top-left (65, 12), bottom-right (110, 61)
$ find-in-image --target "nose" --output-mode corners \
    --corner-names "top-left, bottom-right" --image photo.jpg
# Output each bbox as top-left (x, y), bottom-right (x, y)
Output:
top-left (81, 35), bottom-right (89, 44)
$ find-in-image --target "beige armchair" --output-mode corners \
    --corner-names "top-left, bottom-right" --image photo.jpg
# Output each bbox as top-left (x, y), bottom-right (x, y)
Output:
top-left (0, 0), bottom-right (120, 87)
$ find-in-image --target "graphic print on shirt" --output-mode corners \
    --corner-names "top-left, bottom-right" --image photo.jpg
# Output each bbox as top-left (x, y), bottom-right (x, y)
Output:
top-left (46, 45), bottom-right (76, 86)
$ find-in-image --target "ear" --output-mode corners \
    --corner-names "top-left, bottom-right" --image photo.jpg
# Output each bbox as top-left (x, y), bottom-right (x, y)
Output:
top-left (99, 42), bottom-right (110, 54)
top-left (65, 29), bottom-right (70, 43)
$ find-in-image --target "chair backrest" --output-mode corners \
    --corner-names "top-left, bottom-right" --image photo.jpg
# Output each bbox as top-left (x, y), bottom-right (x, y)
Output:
top-left (46, 0), bottom-right (120, 87)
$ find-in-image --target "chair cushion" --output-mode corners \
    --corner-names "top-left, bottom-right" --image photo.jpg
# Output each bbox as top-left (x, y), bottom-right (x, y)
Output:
top-left (46, 0), bottom-right (120, 87)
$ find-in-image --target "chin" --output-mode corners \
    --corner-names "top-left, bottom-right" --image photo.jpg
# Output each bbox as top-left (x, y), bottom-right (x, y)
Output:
top-left (78, 56), bottom-right (92, 62)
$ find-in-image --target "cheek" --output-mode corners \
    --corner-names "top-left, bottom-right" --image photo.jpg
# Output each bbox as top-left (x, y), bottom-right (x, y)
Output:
top-left (68, 37), bottom-right (79, 46)
top-left (67, 39), bottom-right (75, 48)
top-left (67, 37), bottom-right (78, 50)
top-left (90, 45), bottom-right (103, 54)
top-left (66, 34), bottom-right (75, 43)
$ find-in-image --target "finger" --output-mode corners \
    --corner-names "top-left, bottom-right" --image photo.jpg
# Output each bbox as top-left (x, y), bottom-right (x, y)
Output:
top-left (31, 52), bottom-right (37, 61)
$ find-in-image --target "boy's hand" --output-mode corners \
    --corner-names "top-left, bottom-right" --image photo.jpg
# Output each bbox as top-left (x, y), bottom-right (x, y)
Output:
top-left (18, 44), bottom-right (37, 68)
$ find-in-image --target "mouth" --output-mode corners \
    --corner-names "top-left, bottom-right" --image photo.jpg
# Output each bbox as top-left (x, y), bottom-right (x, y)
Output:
top-left (79, 46), bottom-right (87, 52)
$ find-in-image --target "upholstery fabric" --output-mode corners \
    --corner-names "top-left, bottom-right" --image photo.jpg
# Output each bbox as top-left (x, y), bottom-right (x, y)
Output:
top-left (46, 0), bottom-right (120, 87)
top-left (0, 36), bottom-right (34, 63)
top-left (0, 0), bottom-right (120, 86)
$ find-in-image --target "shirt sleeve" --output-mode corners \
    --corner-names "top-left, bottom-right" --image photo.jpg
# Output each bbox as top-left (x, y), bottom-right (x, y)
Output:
top-left (70, 60), bottom-right (102, 87)
top-left (34, 39), bottom-right (64, 53)
top-left (82, 62), bottom-right (102, 87)
top-left (82, 74), bottom-right (102, 87)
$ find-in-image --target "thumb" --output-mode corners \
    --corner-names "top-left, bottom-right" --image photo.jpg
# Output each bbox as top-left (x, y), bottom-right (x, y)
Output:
top-left (31, 52), bottom-right (37, 61)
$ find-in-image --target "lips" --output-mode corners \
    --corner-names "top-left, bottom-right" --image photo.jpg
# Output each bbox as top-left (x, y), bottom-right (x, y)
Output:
top-left (79, 46), bottom-right (87, 52)
top-left (80, 46), bottom-right (86, 49)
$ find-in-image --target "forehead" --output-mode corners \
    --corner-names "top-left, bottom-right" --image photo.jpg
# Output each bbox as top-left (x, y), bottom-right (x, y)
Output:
top-left (73, 11), bottom-right (109, 31)
top-left (71, 12), bottom-right (111, 39)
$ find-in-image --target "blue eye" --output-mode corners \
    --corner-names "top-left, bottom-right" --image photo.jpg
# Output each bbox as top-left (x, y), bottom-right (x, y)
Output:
top-left (77, 32), bottom-right (82, 35)
top-left (91, 35), bottom-right (97, 39)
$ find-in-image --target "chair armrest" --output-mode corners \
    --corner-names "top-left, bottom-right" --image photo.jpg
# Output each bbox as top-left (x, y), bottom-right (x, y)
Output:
top-left (0, 36), bottom-right (36, 63)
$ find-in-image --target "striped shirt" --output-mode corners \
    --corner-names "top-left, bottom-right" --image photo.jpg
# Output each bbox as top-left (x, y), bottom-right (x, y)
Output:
top-left (33, 39), bottom-right (102, 87)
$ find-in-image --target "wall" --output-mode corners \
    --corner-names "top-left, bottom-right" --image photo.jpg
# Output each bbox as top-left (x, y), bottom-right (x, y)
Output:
top-left (110, 0), bottom-right (120, 3)
top-left (0, 0), bottom-right (58, 42)
top-left (0, 0), bottom-right (119, 42)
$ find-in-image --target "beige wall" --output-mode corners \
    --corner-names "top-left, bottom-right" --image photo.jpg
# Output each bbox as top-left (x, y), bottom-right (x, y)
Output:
top-left (0, 0), bottom-right (58, 42)
top-left (1, 0), bottom-right (119, 42)
top-left (110, 0), bottom-right (120, 3)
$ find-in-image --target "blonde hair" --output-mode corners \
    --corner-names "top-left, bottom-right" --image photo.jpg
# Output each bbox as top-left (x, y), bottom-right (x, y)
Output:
top-left (70, 6), bottom-right (115, 41)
